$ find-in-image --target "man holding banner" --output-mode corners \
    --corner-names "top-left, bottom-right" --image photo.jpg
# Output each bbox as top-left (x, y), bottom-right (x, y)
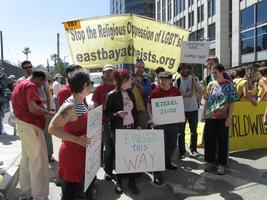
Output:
top-left (92, 64), bottom-right (116, 181)
top-left (132, 59), bottom-right (151, 129)
top-left (148, 71), bottom-right (182, 184)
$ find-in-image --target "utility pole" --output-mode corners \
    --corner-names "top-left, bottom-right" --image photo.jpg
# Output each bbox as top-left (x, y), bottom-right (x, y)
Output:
top-left (0, 31), bottom-right (3, 68)
top-left (47, 59), bottom-right (50, 72)
top-left (57, 33), bottom-right (60, 66)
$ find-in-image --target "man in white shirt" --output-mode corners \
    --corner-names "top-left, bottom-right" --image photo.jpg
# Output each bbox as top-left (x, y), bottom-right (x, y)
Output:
top-left (52, 73), bottom-right (62, 111)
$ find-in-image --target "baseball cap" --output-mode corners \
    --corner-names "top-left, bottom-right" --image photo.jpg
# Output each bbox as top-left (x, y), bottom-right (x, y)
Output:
top-left (158, 71), bottom-right (172, 79)
top-left (103, 64), bottom-right (114, 71)
top-left (54, 73), bottom-right (62, 79)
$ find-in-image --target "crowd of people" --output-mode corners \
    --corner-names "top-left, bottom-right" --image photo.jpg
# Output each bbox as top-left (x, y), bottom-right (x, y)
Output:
top-left (2, 56), bottom-right (267, 200)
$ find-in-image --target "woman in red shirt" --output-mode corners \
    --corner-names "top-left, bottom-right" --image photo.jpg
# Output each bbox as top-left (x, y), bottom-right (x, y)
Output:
top-left (49, 69), bottom-right (94, 200)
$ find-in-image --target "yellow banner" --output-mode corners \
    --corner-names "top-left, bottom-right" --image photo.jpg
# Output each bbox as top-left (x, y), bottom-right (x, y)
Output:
top-left (230, 102), bottom-right (267, 151)
top-left (63, 14), bottom-right (189, 73)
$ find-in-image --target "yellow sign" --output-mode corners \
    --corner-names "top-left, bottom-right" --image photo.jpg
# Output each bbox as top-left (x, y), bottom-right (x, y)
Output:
top-left (63, 14), bottom-right (189, 72)
top-left (230, 102), bottom-right (267, 151)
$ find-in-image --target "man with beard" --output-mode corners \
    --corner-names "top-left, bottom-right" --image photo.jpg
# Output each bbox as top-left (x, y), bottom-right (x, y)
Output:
top-left (174, 63), bottom-right (203, 158)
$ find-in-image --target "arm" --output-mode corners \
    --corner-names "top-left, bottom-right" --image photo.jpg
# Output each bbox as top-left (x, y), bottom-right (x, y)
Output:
top-left (225, 102), bottom-right (235, 127)
top-left (147, 102), bottom-right (153, 120)
top-left (243, 82), bottom-right (257, 105)
top-left (28, 100), bottom-right (54, 117)
top-left (258, 80), bottom-right (267, 102)
top-left (193, 78), bottom-right (204, 96)
top-left (48, 103), bottom-right (88, 147)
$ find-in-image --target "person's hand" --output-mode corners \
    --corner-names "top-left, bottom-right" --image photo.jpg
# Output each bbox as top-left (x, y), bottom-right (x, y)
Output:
top-left (75, 135), bottom-right (91, 148)
top-left (137, 126), bottom-right (141, 130)
top-left (116, 111), bottom-right (128, 118)
top-left (185, 91), bottom-right (194, 97)
top-left (47, 111), bottom-right (55, 117)
top-left (225, 117), bottom-right (231, 127)
top-left (200, 115), bottom-right (205, 122)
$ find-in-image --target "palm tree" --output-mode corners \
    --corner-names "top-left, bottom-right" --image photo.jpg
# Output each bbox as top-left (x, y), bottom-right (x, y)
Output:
top-left (22, 47), bottom-right (31, 60)
top-left (50, 54), bottom-right (57, 67)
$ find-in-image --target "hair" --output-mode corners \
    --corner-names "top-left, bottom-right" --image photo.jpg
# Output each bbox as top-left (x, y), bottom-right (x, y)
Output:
top-left (235, 69), bottom-right (246, 78)
top-left (66, 64), bottom-right (82, 76)
top-left (113, 70), bottom-right (131, 89)
top-left (67, 69), bottom-right (91, 93)
top-left (31, 70), bottom-right (46, 80)
top-left (259, 67), bottom-right (267, 77)
top-left (207, 56), bottom-right (219, 64)
top-left (21, 60), bottom-right (31, 68)
top-left (155, 67), bottom-right (165, 75)
top-left (177, 63), bottom-right (190, 72)
top-left (213, 63), bottom-right (225, 73)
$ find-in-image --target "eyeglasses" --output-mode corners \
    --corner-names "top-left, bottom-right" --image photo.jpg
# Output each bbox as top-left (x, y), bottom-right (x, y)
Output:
top-left (87, 81), bottom-right (94, 86)
top-left (22, 65), bottom-right (32, 70)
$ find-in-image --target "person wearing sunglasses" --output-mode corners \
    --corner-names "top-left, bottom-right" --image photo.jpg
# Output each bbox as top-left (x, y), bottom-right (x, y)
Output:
top-left (49, 69), bottom-right (95, 199)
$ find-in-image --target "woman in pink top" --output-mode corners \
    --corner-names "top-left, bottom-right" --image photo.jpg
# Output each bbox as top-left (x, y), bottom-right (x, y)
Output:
top-left (105, 70), bottom-right (141, 195)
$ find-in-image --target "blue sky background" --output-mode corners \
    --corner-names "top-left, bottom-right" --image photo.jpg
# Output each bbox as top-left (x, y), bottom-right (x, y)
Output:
top-left (0, 0), bottom-right (109, 66)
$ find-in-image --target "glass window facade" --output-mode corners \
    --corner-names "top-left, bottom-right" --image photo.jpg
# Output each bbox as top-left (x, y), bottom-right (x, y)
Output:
top-left (241, 30), bottom-right (254, 54)
top-left (178, 0), bottom-right (185, 14)
top-left (167, 0), bottom-right (172, 21)
top-left (188, 11), bottom-right (194, 28)
top-left (162, 0), bottom-right (166, 21)
top-left (208, 0), bottom-right (216, 18)
top-left (257, 0), bottom-right (267, 24)
top-left (257, 25), bottom-right (267, 51)
top-left (197, 4), bottom-right (204, 23)
top-left (188, 0), bottom-right (194, 7)
top-left (208, 23), bottom-right (216, 41)
top-left (157, 0), bottom-right (161, 20)
top-left (240, 5), bottom-right (254, 30)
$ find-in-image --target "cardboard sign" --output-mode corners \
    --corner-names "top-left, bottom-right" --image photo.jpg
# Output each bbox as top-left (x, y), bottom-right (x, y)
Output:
top-left (151, 96), bottom-right (185, 125)
top-left (180, 41), bottom-right (209, 64)
top-left (84, 105), bottom-right (102, 192)
top-left (115, 129), bottom-right (165, 174)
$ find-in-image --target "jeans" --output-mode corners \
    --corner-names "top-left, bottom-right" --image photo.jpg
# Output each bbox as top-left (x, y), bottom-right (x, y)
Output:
top-left (178, 110), bottom-right (199, 154)
top-left (158, 123), bottom-right (179, 166)
top-left (103, 121), bottom-right (114, 174)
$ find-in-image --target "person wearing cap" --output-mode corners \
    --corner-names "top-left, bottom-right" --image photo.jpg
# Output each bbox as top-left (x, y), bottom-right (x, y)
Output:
top-left (258, 62), bottom-right (267, 101)
top-left (91, 64), bottom-right (116, 181)
top-left (147, 71), bottom-right (181, 185)
top-left (7, 75), bottom-right (16, 92)
top-left (53, 73), bottom-right (63, 112)
top-left (174, 63), bottom-right (204, 158)
top-left (132, 59), bottom-right (151, 129)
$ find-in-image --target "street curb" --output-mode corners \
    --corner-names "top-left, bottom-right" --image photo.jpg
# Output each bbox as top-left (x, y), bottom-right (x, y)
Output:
top-left (0, 154), bottom-right (20, 198)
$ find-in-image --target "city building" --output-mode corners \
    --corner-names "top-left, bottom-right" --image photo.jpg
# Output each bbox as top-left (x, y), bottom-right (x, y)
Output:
top-left (155, 0), bottom-right (267, 69)
top-left (110, 0), bottom-right (155, 19)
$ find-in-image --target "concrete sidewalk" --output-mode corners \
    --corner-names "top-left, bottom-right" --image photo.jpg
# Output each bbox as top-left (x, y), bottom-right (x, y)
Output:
top-left (1, 110), bottom-right (267, 199)
top-left (0, 113), bottom-right (20, 199)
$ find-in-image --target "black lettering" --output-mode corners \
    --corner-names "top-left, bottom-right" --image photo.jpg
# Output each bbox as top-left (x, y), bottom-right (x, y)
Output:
top-left (76, 54), bottom-right (83, 62)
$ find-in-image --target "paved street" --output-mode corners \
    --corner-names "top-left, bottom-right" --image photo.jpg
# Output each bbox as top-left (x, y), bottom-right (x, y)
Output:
top-left (1, 110), bottom-right (267, 200)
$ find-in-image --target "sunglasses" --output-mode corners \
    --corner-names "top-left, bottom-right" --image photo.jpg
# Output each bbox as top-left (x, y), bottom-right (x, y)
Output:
top-left (87, 81), bottom-right (94, 86)
top-left (22, 66), bottom-right (32, 70)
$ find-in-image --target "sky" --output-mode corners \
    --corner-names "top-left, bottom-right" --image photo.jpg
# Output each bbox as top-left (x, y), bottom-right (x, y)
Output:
top-left (0, 0), bottom-right (110, 67)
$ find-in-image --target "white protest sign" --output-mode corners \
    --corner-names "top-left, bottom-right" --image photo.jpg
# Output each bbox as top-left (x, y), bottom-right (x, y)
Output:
top-left (115, 129), bottom-right (165, 174)
top-left (151, 96), bottom-right (185, 125)
top-left (84, 105), bottom-right (102, 192)
top-left (180, 41), bottom-right (209, 64)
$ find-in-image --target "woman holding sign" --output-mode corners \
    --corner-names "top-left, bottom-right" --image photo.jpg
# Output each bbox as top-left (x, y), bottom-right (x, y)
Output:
top-left (147, 71), bottom-right (181, 185)
top-left (201, 64), bottom-right (238, 175)
top-left (105, 69), bottom-right (141, 195)
top-left (49, 69), bottom-right (95, 200)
